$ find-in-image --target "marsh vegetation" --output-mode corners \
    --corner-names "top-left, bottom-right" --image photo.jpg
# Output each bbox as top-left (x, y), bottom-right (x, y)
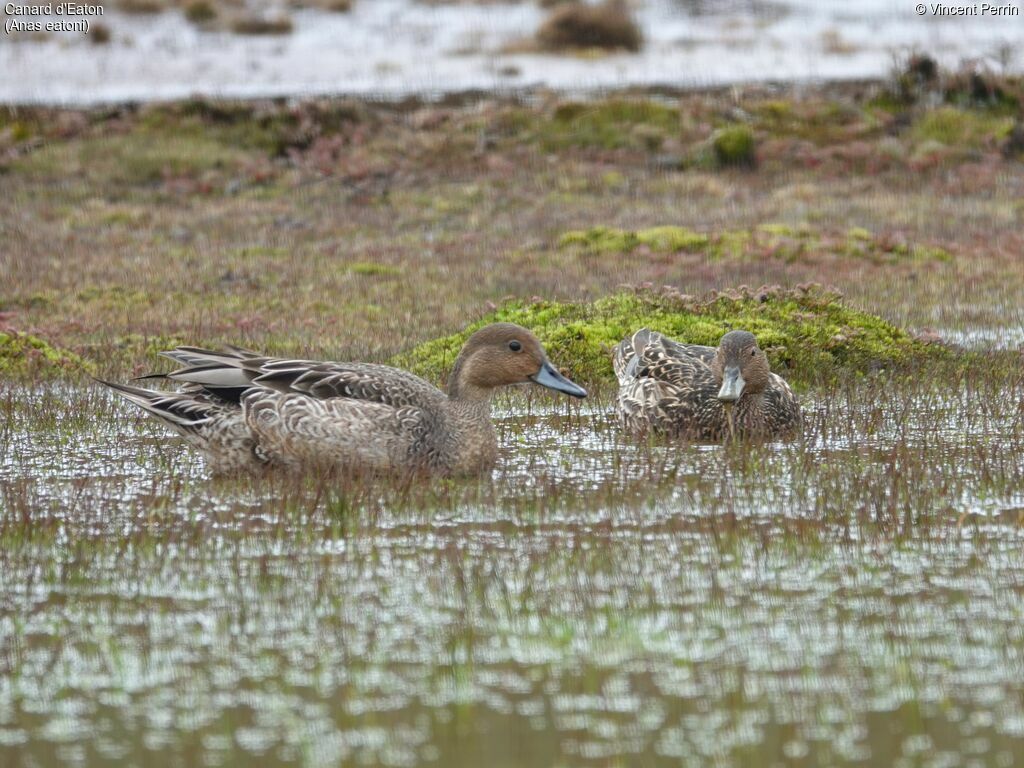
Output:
top-left (2, 68), bottom-right (1024, 764)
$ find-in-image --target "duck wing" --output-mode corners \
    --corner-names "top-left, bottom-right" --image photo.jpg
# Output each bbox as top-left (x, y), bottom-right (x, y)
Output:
top-left (159, 347), bottom-right (445, 409)
top-left (614, 328), bottom-right (718, 434)
top-left (658, 335), bottom-right (716, 365)
top-left (762, 372), bottom-right (803, 436)
top-left (613, 328), bottom-right (715, 387)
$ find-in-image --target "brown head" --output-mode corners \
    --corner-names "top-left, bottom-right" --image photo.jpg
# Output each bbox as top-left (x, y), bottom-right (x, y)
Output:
top-left (447, 323), bottom-right (587, 401)
top-left (709, 330), bottom-right (772, 403)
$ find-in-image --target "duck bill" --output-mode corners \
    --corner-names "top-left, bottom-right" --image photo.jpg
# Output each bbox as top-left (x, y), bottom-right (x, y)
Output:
top-left (717, 366), bottom-right (745, 403)
top-left (530, 361), bottom-right (587, 398)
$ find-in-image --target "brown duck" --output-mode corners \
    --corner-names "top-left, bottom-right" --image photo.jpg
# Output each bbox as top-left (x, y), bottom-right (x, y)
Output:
top-left (613, 328), bottom-right (801, 440)
top-left (102, 323), bottom-right (586, 475)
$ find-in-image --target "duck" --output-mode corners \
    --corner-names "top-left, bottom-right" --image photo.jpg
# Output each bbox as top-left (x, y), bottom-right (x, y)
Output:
top-left (613, 328), bottom-right (800, 440)
top-left (102, 323), bottom-right (586, 475)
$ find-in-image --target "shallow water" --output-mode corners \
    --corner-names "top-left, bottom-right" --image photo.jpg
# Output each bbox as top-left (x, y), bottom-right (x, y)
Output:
top-left (2, 381), bottom-right (1024, 766)
top-left (2, 0), bottom-right (1020, 104)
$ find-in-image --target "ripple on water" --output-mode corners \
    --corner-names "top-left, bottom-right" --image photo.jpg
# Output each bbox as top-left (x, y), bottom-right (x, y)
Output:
top-left (2, 383), bottom-right (1024, 765)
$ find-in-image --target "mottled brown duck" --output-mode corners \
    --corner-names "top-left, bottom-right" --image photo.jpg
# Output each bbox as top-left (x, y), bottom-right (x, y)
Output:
top-left (103, 323), bottom-right (586, 475)
top-left (613, 328), bottom-right (801, 440)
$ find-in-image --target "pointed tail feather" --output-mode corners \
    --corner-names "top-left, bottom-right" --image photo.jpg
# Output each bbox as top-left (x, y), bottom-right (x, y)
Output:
top-left (99, 379), bottom-right (222, 433)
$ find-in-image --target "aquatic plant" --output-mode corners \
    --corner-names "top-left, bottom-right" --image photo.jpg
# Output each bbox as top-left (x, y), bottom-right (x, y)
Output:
top-left (230, 15), bottom-right (294, 36)
top-left (89, 23), bottom-right (112, 45)
top-left (184, 0), bottom-right (216, 25)
top-left (536, 0), bottom-right (642, 53)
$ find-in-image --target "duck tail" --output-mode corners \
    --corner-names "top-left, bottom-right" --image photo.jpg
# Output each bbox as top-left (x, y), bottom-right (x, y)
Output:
top-left (98, 379), bottom-right (224, 436)
top-left (613, 327), bottom-right (657, 385)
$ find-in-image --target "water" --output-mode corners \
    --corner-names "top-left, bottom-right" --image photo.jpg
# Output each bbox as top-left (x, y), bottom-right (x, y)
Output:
top-left (2, 381), bottom-right (1024, 765)
top-left (1, 0), bottom-right (1020, 105)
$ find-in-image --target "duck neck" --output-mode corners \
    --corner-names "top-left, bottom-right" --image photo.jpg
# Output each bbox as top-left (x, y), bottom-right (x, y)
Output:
top-left (446, 387), bottom-right (498, 474)
top-left (448, 388), bottom-right (493, 415)
top-left (447, 350), bottom-right (494, 406)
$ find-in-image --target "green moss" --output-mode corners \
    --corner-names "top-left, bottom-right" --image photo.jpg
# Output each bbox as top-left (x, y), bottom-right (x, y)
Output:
top-left (395, 287), bottom-right (945, 388)
top-left (75, 285), bottom-right (154, 311)
top-left (712, 125), bottom-right (756, 167)
top-left (558, 226), bottom-right (709, 255)
top-left (557, 224), bottom-right (950, 266)
top-left (112, 333), bottom-right (188, 364)
top-left (139, 99), bottom-right (364, 158)
top-left (538, 99), bottom-right (678, 150)
top-left (138, 104), bottom-right (292, 158)
top-left (912, 107), bottom-right (1014, 149)
top-left (9, 97), bottom-right (369, 183)
top-left (6, 121), bottom-right (34, 143)
top-left (232, 246), bottom-right (288, 260)
top-left (752, 99), bottom-right (875, 145)
top-left (0, 331), bottom-right (90, 378)
top-left (349, 262), bottom-right (402, 277)
top-left (758, 223), bottom-right (798, 238)
top-left (13, 131), bottom-right (246, 185)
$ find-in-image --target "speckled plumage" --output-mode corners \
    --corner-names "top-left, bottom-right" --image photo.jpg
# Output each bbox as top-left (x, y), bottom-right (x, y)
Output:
top-left (103, 323), bottom-right (586, 475)
top-left (613, 328), bottom-right (801, 441)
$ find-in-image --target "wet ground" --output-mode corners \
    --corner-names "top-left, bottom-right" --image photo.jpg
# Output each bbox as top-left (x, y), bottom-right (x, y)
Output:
top-left (2, 380), bottom-right (1023, 766)
top-left (2, 0), bottom-right (1021, 104)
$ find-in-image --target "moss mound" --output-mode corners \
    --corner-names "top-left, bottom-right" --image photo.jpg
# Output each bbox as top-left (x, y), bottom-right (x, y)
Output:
top-left (559, 225), bottom-right (709, 254)
top-left (539, 99), bottom-right (678, 150)
top-left (395, 286), bottom-right (944, 389)
top-left (0, 331), bottom-right (90, 378)
top-left (557, 224), bottom-right (952, 264)
top-left (712, 124), bottom-right (757, 167)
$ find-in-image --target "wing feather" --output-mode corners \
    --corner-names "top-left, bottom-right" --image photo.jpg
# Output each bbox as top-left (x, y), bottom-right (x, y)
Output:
top-left (156, 347), bottom-right (444, 409)
top-left (614, 328), bottom-right (720, 434)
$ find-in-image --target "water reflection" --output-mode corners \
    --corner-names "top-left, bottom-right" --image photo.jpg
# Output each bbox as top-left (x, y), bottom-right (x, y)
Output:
top-left (2, 381), bottom-right (1024, 765)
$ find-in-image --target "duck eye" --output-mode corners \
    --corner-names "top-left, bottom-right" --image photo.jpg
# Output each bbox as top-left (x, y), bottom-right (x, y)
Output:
top-left (751, 349), bottom-right (757, 357)
top-left (508, 340), bottom-right (522, 352)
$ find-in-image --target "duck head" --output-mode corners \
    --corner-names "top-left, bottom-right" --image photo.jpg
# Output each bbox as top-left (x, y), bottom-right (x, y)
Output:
top-left (711, 330), bottom-right (772, 403)
top-left (448, 323), bottom-right (587, 401)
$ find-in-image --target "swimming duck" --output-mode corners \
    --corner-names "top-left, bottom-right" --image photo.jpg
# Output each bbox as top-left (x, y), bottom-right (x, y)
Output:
top-left (613, 328), bottom-right (800, 440)
top-left (102, 323), bottom-right (586, 475)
